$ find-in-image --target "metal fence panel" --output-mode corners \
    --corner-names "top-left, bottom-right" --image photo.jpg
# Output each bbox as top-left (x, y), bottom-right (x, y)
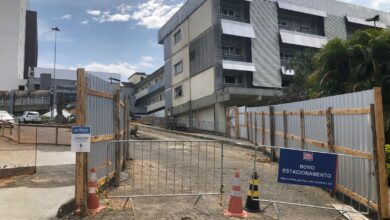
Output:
top-left (86, 74), bottom-right (115, 180)
top-left (238, 89), bottom-right (378, 206)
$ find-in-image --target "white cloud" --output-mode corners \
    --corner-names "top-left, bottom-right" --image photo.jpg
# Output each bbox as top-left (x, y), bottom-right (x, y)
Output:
top-left (117, 4), bottom-right (132, 14)
top-left (76, 62), bottom-right (137, 80)
top-left (86, 9), bottom-right (101, 16)
top-left (100, 13), bottom-right (131, 22)
top-left (60, 14), bottom-right (72, 20)
top-left (371, 0), bottom-right (390, 8)
top-left (142, 56), bottom-right (154, 62)
top-left (131, 0), bottom-right (184, 29)
top-left (80, 20), bottom-right (89, 25)
top-left (87, 8), bottom-right (131, 23)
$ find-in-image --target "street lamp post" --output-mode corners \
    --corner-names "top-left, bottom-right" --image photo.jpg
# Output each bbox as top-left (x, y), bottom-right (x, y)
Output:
top-left (366, 15), bottom-right (380, 29)
top-left (51, 27), bottom-right (60, 119)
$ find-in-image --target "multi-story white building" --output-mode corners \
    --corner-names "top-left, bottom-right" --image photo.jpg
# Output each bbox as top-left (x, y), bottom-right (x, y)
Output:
top-left (158, 0), bottom-right (390, 132)
top-left (0, 0), bottom-right (37, 91)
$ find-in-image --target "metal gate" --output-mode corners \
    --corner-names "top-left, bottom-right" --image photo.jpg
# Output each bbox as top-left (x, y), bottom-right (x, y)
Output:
top-left (105, 140), bottom-right (224, 216)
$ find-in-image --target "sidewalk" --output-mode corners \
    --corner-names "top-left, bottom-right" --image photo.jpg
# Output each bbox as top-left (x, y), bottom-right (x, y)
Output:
top-left (0, 144), bottom-right (75, 219)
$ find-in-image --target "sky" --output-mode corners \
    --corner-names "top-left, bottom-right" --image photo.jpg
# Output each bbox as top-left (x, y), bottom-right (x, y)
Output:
top-left (29, 0), bottom-right (390, 81)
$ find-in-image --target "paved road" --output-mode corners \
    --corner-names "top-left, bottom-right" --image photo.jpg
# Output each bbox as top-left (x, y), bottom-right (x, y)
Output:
top-left (0, 143), bottom-right (75, 220)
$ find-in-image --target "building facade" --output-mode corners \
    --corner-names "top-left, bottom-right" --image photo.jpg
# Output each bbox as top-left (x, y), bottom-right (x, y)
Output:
top-left (0, 0), bottom-right (38, 91)
top-left (158, 0), bottom-right (390, 132)
top-left (133, 67), bottom-right (165, 117)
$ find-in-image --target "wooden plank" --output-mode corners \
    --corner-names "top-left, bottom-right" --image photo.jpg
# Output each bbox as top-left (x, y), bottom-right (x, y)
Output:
top-left (261, 112), bottom-right (265, 146)
top-left (283, 110), bottom-right (288, 148)
top-left (123, 95), bottom-right (129, 169)
top-left (336, 184), bottom-right (378, 211)
top-left (235, 107), bottom-right (239, 139)
top-left (372, 87), bottom-right (390, 219)
top-left (254, 112), bottom-right (258, 145)
top-left (75, 68), bottom-right (88, 217)
top-left (87, 88), bottom-right (114, 100)
top-left (17, 123), bottom-right (20, 143)
top-left (246, 111), bottom-right (250, 141)
top-left (114, 89), bottom-right (121, 187)
top-left (274, 131), bottom-right (374, 160)
top-left (269, 107), bottom-right (276, 161)
top-left (55, 125), bottom-right (59, 145)
top-left (326, 108), bottom-right (336, 153)
top-left (274, 107), bottom-right (371, 116)
top-left (300, 109), bottom-right (305, 150)
top-left (91, 134), bottom-right (116, 143)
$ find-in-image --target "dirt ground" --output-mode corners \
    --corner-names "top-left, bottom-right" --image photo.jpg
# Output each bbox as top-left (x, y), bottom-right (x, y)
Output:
top-left (89, 127), bottom-right (345, 220)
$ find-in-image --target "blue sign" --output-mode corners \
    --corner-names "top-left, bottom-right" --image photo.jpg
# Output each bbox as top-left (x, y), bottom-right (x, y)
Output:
top-left (278, 148), bottom-right (338, 189)
top-left (72, 127), bottom-right (91, 134)
top-left (71, 126), bottom-right (91, 152)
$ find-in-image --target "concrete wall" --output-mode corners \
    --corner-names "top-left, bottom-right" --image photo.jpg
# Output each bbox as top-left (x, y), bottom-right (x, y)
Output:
top-left (188, 0), bottom-right (213, 41)
top-left (171, 20), bottom-right (189, 55)
top-left (0, 0), bottom-right (27, 91)
top-left (172, 47), bottom-right (190, 85)
top-left (172, 80), bottom-right (190, 107)
top-left (190, 67), bottom-right (215, 101)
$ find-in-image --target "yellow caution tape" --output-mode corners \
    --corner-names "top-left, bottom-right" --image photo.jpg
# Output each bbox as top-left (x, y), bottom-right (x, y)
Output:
top-left (249, 179), bottom-right (260, 185)
top-left (247, 191), bottom-right (260, 197)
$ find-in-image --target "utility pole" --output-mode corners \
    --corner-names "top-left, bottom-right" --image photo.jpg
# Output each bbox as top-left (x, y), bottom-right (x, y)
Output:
top-left (51, 27), bottom-right (60, 119)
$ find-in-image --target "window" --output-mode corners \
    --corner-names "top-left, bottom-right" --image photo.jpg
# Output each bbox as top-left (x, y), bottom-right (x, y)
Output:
top-left (174, 86), bottom-right (183, 98)
top-left (221, 7), bottom-right (240, 18)
top-left (224, 74), bottom-right (243, 85)
top-left (174, 29), bottom-right (181, 44)
top-left (174, 61), bottom-right (183, 75)
top-left (222, 46), bottom-right (241, 56)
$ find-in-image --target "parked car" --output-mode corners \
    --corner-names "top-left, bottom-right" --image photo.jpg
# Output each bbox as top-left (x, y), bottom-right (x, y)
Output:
top-left (19, 111), bottom-right (41, 123)
top-left (0, 111), bottom-right (15, 124)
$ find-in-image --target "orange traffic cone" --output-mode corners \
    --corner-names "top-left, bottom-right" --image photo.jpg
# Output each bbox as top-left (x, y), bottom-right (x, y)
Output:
top-left (87, 168), bottom-right (105, 214)
top-left (224, 171), bottom-right (248, 218)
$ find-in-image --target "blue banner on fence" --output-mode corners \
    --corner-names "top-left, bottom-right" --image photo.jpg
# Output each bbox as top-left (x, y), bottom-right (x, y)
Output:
top-left (278, 148), bottom-right (338, 189)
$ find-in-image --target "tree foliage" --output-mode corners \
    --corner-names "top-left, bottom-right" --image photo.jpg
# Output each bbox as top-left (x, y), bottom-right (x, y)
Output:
top-left (284, 28), bottom-right (390, 143)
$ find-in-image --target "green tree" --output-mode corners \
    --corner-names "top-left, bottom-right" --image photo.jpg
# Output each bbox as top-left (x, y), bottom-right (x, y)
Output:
top-left (305, 28), bottom-right (390, 143)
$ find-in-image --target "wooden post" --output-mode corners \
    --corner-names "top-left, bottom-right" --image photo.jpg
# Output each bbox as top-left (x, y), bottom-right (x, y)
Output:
top-left (10, 122), bottom-right (12, 139)
top-left (235, 107), bottom-right (239, 139)
top-left (261, 112), bottom-right (265, 146)
top-left (55, 125), bottom-right (59, 145)
top-left (75, 68), bottom-right (88, 217)
top-left (1, 120), bottom-right (4, 136)
top-left (269, 106), bottom-right (276, 161)
top-left (123, 95), bottom-right (129, 170)
top-left (225, 108), bottom-right (229, 137)
top-left (371, 87), bottom-right (390, 219)
top-left (300, 109), bottom-right (305, 150)
top-left (254, 112), bottom-right (258, 145)
top-left (17, 123), bottom-right (21, 143)
top-left (326, 107), bottom-right (335, 153)
top-left (283, 110), bottom-right (288, 148)
top-left (114, 89), bottom-right (121, 187)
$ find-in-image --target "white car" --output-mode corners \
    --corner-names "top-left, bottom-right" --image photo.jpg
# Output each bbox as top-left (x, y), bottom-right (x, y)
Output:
top-left (19, 111), bottom-right (41, 123)
top-left (0, 111), bottom-right (15, 124)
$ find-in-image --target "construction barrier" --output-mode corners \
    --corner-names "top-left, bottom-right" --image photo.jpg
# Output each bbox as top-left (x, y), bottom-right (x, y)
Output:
top-left (104, 140), bottom-right (224, 218)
